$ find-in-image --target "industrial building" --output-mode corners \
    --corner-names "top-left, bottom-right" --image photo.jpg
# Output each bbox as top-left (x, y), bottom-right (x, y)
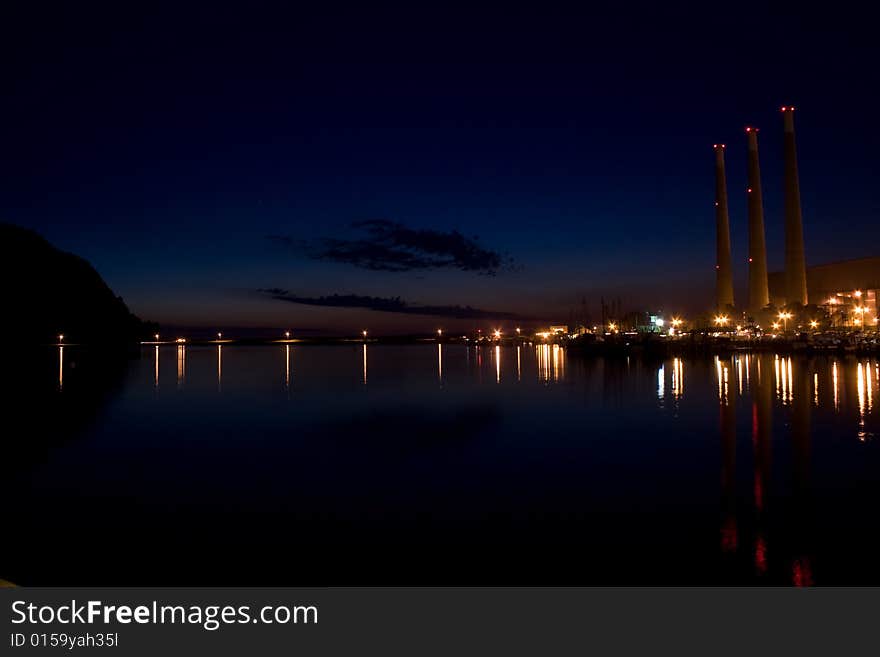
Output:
top-left (769, 257), bottom-right (880, 326)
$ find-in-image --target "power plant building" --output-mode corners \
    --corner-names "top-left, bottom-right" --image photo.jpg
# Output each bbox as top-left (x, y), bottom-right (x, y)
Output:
top-left (769, 257), bottom-right (880, 324)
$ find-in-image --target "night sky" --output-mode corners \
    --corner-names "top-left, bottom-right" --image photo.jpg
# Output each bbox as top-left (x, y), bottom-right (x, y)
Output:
top-left (3, 4), bottom-right (878, 334)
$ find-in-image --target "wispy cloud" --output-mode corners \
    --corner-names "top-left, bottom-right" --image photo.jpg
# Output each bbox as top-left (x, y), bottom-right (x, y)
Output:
top-left (269, 220), bottom-right (514, 275)
top-left (258, 289), bottom-right (531, 320)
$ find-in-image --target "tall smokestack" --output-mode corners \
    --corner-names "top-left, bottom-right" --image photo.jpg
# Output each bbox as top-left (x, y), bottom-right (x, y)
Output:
top-left (713, 144), bottom-right (735, 309)
top-left (745, 127), bottom-right (769, 311)
top-left (782, 106), bottom-right (808, 306)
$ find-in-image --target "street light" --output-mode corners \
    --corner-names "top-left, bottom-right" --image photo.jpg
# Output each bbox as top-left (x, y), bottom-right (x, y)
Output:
top-left (58, 334), bottom-right (64, 343)
top-left (437, 328), bottom-right (442, 337)
top-left (217, 332), bottom-right (223, 340)
top-left (155, 333), bottom-right (160, 341)
top-left (714, 315), bottom-right (729, 327)
top-left (778, 311), bottom-right (792, 332)
top-left (608, 322), bottom-right (617, 332)
top-left (493, 329), bottom-right (501, 339)
top-left (285, 331), bottom-right (291, 339)
top-left (809, 320), bottom-right (818, 330)
top-left (362, 330), bottom-right (368, 339)
top-left (516, 327), bottom-right (521, 335)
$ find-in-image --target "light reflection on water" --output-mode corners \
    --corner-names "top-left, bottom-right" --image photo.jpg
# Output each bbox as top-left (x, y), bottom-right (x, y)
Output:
top-left (9, 345), bottom-right (880, 585)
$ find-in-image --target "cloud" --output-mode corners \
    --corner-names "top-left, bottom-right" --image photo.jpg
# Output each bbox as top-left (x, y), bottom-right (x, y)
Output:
top-left (269, 220), bottom-right (513, 275)
top-left (258, 289), bottom-right (532, 320)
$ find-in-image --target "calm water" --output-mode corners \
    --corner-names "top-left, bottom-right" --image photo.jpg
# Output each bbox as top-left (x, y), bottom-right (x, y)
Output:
top-left (4, 343), bottom-right (880, 585)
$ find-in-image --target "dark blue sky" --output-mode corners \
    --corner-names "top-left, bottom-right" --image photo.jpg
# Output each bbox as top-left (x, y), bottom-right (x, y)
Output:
top-left (3, 3), bottom-right (878, 333)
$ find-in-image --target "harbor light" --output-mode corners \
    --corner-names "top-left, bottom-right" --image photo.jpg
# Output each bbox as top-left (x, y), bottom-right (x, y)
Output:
top-left (772, 322), bottom-right (781, 331)
top-left (516, 327), bottom-right (521, 335)
top-left (285, 331), bottom-right (291, 339)
top-left (608, 322), bottom-right (617, 332)
top-left (217, 332), bottom-right (222, 339)
top-left (155, 333), bottom-right (160, 341)
top-left (810, 320), bottom-right (819, 329)
top-left (176, 337), bottom-right (186, 343)
top-left (437, 329), bottom-right (442, 337)
top-left (493, 329), bottom-right (502, 339)
top-left (714, 315), bottom-right (729, 327)
top-left (363, 330), bottom-right (368, 338)
top-left (58, 334), bottom-right (64, 342)
top-left (671, 318), bottom-right (683, 328)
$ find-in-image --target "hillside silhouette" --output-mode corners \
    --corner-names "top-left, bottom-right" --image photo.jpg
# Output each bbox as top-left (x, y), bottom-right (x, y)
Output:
top-left (0, 223), bottom-right (154, 343)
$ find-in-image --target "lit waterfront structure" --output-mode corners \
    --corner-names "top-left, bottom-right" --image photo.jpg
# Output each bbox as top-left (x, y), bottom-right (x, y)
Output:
top-left (745, 126), bottom-right (770, 310)
top-left (782, 106), bottom-right (808, 306)
top-left (713, 143), bottom-right (735, 309)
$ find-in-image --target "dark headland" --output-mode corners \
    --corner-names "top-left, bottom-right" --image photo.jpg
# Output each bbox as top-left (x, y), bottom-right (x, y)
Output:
top-left (0, 223), bottom-right (155, 345)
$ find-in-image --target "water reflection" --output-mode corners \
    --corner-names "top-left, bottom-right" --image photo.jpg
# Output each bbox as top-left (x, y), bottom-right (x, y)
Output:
top-left (790, 357), bottom-right (813, 586)
top-left (718, 356), bottom-right (736, 554)
top-left (833, 360), bottom-right (840, 411)
top-left (437, 344), bottom-right (443, 383)
top-left (176, 345), bottom-right (185, 387)
top-left (536, 344), bottom-right (565, 382)
top-left (671, 357), bottom-right (683, 400)
top-left (752, 354), bottom-right (773, 575)
top-left (362, 344), bottom-right (368, 385)
top-left (717, 353), bottom-right (817, 584)
top-left (27, 344), bottom-right (880, 585)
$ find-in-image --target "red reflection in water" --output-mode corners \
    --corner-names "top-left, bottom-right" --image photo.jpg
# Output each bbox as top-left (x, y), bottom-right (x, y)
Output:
top-left (792, 558), bottom-right (814, 587)
top-left (721, 517), bottom-right (738, 553)
top-left (754, 535), bottom-right (768, 575)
